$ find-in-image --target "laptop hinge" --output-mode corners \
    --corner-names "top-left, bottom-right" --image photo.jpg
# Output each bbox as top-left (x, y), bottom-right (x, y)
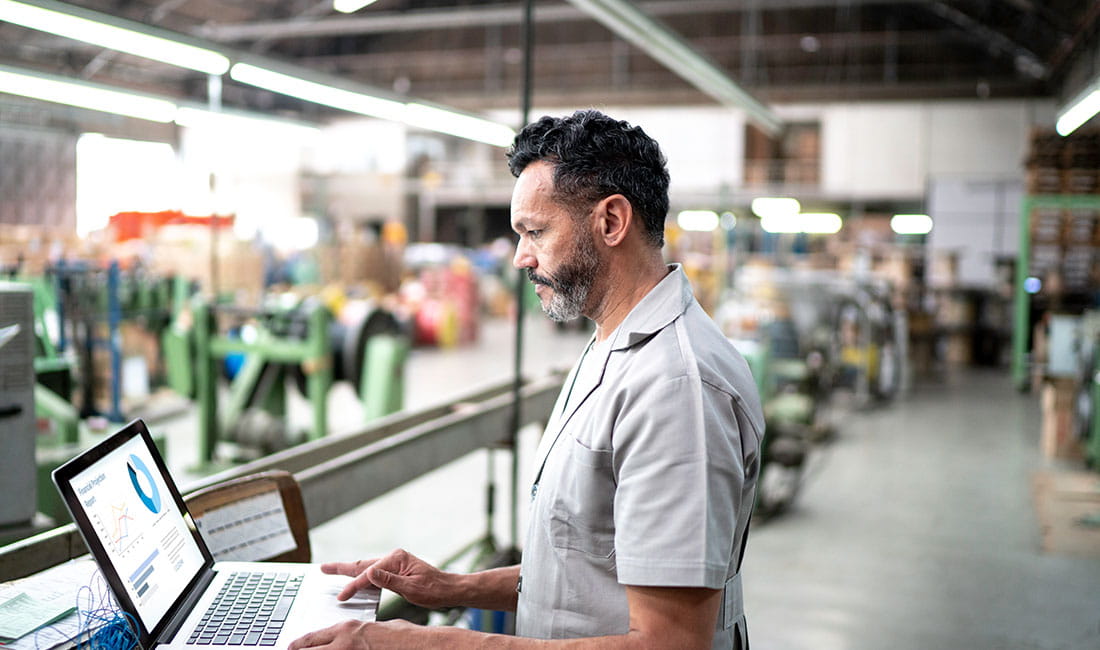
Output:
top-left (155, 567), bottom-right (216, 646)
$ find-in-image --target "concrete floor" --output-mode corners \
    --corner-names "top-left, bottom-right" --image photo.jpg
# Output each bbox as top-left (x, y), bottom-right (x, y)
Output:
top-left (743, 369), bottom-right (1100, 650)
top-left (156, 317), bottom-right (1100, 648)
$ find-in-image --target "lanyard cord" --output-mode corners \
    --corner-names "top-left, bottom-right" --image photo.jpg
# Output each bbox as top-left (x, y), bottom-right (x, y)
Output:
top-left (530, 339), bottom-right (594, 498)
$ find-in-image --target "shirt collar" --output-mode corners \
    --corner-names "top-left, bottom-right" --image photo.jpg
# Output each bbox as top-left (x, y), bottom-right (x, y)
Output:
top-left (608, 263), bottom-right (693, 351)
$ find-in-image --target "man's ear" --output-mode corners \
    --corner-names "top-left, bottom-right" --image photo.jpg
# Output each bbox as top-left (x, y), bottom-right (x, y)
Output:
top-left (594, 194), bottom-right (633, 248)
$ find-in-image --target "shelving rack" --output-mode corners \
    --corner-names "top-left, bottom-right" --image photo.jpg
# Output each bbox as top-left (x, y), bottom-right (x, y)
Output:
top-left (1012, 194), bottom-right (1100, 390)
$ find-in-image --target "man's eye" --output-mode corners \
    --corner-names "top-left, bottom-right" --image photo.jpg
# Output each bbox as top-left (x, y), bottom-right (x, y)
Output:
top-left (528, 229), bottom-right (542, 239)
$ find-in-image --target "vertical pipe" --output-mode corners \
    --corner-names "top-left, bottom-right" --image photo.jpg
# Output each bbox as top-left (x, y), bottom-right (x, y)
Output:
top-left (1012, 196), bottom-right (1032, 391)
top-left (307, 304), bottom-right (331, 440)
top-left (208, 74), bottom-right (223, 301)
top-left (507, 0), bottom-right (536, 552)
top-left (195, 300), bottom-right (217, 464)
top-left (107, 260), bottom-right (123, 422)
top-left (54, 261), bottom-right (67, 353)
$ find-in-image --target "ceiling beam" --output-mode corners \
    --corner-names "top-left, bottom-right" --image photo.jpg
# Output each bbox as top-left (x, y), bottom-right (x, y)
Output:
top-left (564, 0), bottom-right (781, 135)
top-left (926, 1), bottom-right (1048, 79)
top-left (295, 29), bottom-right (980, 74)
top-left (197, 0), bottom-right (935, 42)
top-left (0, 0), bottom-right (514, 142)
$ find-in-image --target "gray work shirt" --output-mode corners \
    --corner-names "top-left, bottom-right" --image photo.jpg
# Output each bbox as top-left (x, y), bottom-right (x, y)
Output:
top-left (516, 264), bottom-right (765, 649)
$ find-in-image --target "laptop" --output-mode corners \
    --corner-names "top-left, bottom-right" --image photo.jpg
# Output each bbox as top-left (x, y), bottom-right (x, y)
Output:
top-left (53, 419), bottom-right (380, 649)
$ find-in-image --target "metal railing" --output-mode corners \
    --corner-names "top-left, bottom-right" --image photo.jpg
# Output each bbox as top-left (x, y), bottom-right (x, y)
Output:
top-left (0, 372), bottom-right (564, 582)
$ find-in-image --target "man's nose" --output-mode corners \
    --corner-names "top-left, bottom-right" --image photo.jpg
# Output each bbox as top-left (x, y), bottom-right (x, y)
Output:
top-left (513, 239), bottom-right (535, 270)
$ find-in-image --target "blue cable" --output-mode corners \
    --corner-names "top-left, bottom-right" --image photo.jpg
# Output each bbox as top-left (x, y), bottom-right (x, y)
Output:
top-left (34, 569), bottom-right (139, 650)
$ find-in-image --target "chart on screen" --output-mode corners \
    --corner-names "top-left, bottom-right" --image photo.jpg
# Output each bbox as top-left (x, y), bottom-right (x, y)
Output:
top-left (70, 436), bottom-right (205, 626)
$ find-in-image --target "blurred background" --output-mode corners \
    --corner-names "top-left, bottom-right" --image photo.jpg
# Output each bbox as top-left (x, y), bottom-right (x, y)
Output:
top-left (1, 1), bottom-right (1099, 648)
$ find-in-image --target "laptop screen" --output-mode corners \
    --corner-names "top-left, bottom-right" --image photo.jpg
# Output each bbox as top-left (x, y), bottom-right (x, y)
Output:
top-left (66, 429), bottom-right (207, 632)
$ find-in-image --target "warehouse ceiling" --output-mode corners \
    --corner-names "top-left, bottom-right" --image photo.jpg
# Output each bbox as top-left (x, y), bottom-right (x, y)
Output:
top-left (1, 0), bottom-right (1098, 124)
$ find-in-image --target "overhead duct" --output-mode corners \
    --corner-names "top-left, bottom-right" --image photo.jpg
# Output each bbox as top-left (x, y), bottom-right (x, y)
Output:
top-left (565, 0), bottom-right (782, 136)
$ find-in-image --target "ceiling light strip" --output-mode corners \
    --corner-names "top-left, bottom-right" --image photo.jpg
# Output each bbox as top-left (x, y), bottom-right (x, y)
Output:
top-left (404, 102), bottom-right (515, 148)
top-left (2, 0), bottom-right (516, 146)
top-left (0, 63), bottom-right (324, 133)
top-left (0, 64), bottom-right (178, 122)
top-left (1056, 87), bottom-right (1100, 137)
top-left (333, 0), bottom-right (379, 14)
top-left (0, 0), bottom-right (229, 74)
top-left (230, 63), bottom-right (406, 122)
top-left (231, 61), bottom-right (516, 147)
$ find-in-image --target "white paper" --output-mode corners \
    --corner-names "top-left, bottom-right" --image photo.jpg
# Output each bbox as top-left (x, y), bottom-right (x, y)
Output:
top-left (194, 490), bottom-right (297, 562)
top-left (0, 558), bottom-right (108, 650)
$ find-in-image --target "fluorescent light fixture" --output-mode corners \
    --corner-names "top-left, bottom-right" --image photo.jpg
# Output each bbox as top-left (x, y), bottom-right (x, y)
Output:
top-left (751, 197), bottom-right (800, 218)
top-left (0, 0), bottom-right (229, 74)
top-left (676, 210), bottom-right (719, 232)
top-left (333, 0), bottom-right (379, 13)
top-left (1056, 89), bottom-right (1100, 136)
top-left (0, 65), bottom-right (177, 122)
top-left (230, 63), bottom-right (407, 122)
top-left (232, 63), bottom-right (517, 147)
top-left (174, 106), bottom-right (320, 136)
top-left (760, 214), bottom-right (801, 234)
top-left (891, 213), bottom-right (933, 235)
top-left (799, 212), bottom-right (842, 234)
top-left (404, 103), bottom-right (516, 147)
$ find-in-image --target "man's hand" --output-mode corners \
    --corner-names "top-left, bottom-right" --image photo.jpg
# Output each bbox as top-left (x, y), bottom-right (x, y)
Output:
top-left (322, 549), bottom-right (456, 609)
top-left (288, 582), bottom-right (720, 649)
top-left (288, 620), bottom-right (425, 650)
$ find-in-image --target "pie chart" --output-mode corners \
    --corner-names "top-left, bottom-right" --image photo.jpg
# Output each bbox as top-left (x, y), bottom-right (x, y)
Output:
top-left (127, 454), bottom-right (162, 514)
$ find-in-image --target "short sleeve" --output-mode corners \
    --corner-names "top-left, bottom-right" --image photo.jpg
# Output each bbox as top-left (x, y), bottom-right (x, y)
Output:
top-left (611, 374), bottom-right (746, 589)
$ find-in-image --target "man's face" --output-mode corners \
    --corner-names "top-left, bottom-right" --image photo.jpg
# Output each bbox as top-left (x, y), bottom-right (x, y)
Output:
top-left (510, 162), bottom-right (603, 322)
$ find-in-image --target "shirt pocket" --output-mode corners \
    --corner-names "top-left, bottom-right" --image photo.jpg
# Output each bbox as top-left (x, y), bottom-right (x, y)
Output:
top-left (548, 438), bottom-right (616, 558)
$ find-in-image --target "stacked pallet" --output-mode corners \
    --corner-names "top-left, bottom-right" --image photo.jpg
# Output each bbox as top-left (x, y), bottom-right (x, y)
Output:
top-left (1025, 129), bottom-right (1100, 294)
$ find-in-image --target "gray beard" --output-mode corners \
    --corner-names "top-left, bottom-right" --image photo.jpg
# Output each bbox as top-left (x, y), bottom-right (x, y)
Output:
top-left (529, 235), bottom-right (602, 322)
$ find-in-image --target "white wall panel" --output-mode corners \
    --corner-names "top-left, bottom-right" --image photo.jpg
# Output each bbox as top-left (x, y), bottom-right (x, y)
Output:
top-left (927, 176), bottom-right (1022, 287)
top-left (927, 103), bottom-right (1032, 177)
top-left (820, 103), bottom-right (926, 199)
top-left (605, 106), bottom-right (745, 195)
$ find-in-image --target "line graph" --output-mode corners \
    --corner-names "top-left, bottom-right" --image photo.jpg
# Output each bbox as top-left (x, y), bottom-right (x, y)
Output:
top-left (109, 501), bottom-right (135, 553)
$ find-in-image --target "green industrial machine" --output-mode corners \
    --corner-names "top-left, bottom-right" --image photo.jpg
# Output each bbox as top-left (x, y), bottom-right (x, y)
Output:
top-left (167, 295), bottom-right (409, 466)
top-left (1073, 315), bottom-right (1100, 469)
top-left (735, 324), bottom-right (829, 519)
top-left (6, 265), bottom-right (185, 524)
top-left (20, 273), bottom-right (80, 443)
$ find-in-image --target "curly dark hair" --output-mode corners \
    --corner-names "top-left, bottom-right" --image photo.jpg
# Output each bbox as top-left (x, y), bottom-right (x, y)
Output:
top-left (506, 109), bottom-right (670, 248)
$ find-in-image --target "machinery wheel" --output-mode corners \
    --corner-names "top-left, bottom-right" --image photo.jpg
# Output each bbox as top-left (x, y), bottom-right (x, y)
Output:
top-left (290, 306), bottom-right (404, 395)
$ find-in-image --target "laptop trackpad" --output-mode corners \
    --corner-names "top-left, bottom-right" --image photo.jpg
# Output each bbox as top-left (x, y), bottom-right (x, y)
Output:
top-left (160, 562), bottom-right (380, 649)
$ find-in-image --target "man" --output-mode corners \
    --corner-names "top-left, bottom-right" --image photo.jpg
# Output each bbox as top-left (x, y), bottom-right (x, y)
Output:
top-left (290, 110), bottom-right (764, 649)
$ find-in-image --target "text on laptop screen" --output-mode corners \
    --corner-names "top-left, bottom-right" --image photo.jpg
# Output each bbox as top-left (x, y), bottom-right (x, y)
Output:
top-left (69, 434), bottom-right (206, 630)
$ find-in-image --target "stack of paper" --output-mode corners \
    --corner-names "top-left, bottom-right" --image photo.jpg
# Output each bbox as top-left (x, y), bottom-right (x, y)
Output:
top-left (0, 559), bottom-right (104, 650)
top-left (0, 592), bottom-right (76, 644)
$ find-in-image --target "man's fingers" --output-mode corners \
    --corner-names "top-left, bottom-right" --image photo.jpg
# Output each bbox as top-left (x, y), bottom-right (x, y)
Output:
top-left (287, 624), bottom-right (335, 649)
top-left (337, 568), bottom-right (387, 601)
top-left (321, 559), bottom-right (378, 578)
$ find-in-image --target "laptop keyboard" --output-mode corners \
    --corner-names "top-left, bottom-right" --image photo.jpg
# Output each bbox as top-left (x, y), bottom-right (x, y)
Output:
top-left (186, 571), bottom-right (303, 646)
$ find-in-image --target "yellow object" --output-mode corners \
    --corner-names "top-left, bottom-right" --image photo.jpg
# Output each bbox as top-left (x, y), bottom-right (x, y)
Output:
top-left (437, 302), bottom-right (459, 349)
top-left (319, 284), bottom-right (347, 317)
top-left (839, 344), bottom-right (881, 381)
top-left (382, 221), bottom-right (408, 247)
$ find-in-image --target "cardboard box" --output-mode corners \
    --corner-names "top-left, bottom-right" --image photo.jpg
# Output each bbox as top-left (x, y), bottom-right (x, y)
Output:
top-left (944, 333), bottom-right (971, 365)
top-left (1041, 377), bottom-right (1082, 459)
